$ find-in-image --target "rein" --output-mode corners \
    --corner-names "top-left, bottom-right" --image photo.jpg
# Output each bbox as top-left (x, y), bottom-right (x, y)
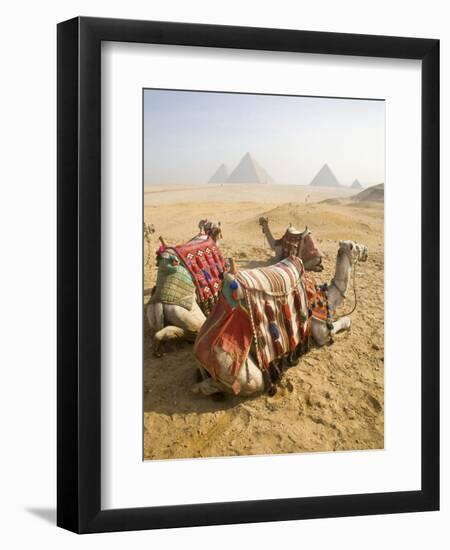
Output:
top-left (333, 257), bottom-right (359, 320)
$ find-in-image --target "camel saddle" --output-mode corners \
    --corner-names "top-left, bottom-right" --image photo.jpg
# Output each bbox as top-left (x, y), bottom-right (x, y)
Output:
top-left (169, 235), bottom-right (227, 310)
top-left (194, 256), bottom-right (311, 393)
top-left (280, 228), bottom-right (322, 262)
top-left (150, 258), bottom-right (195, 311)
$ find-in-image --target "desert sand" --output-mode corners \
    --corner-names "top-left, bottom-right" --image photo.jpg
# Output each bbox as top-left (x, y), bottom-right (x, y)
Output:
top-left (143, 184), bottom-right (384, 460)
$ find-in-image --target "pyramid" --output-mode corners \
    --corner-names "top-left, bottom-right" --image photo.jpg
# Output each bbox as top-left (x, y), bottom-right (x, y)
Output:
top-left (208, 163), bottom-right (229, 184)
top-left (351, 179), bottom-right (363, 190)
top-left (309, 163), bottom-right (341, 187)
top-left (226, 152), bottom-right (274, 184)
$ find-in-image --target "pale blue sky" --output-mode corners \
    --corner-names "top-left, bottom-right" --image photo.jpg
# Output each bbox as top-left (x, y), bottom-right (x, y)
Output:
top-left (143, 89), bottom-right (385, 186)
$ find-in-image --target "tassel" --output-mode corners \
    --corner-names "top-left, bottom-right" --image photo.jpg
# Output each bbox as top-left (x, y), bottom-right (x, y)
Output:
top-left (262, 370), bottom-right (277, 397)
top-left (204, 270), bottom-right (212, 283)
top-left (282, 302), bottom-right (292, 320)
top-left (260, 349), bottom-right (269, 371)
top-left (290, 336), bottom-right (297, 351)
top-left (265, 302), bottom-right (276, 322)
top-left (293, 290), bottom-right (302, 313)
top-left (269, 362), bottom-right (281, 383)
top-left (274, 340), bottom-right (284, 357)
top-left (253, 307), bottom-right (263, 325)
top-left (230, 279), bottom-right (239, 290)
top-left (269, 322), bottom-right (281, 340)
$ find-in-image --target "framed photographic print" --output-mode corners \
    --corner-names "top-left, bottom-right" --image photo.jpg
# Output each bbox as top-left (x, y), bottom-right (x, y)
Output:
top-left (57, 17), bottom-right (439, 533)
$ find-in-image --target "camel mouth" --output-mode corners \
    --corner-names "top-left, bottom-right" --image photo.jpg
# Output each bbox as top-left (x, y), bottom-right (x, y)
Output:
top-left (357, 245), bottom-right (369, 262)
top-left (338, 242), bottom-right (368, 263)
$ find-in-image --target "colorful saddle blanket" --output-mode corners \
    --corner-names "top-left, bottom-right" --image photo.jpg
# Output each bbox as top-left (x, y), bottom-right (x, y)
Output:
top-left (280, 229), bottom-right (322, 262)
top-left (150, 260), bottom-right (195, 311)
top-left (169, 235), bottom-right (227, 309)
top-left (236, 256), bottom-right (310, 369)
top-left (194, 256), bottom-right (311, 393)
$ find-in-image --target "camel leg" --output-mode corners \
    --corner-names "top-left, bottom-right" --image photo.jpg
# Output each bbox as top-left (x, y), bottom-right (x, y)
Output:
top-left (153, 325), bottom-right (186, 357)
top-left (311, 317), bottom-right (351, 347)
top-left (146, 301), bottom-right (164, 345)
top-left (164, 302), bottom-right (206, 334)
top-left (332, 316), bottom-right (352, 335)
top-left (192, 377), bottom-right (224, 395)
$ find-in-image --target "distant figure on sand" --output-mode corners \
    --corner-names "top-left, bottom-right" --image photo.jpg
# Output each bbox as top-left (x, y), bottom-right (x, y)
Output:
top-left (305, 193), bottom-right (311, 204)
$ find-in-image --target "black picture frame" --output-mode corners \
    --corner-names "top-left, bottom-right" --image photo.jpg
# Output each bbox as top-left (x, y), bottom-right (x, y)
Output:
top-left (57, 16), bottom-right (439, 533)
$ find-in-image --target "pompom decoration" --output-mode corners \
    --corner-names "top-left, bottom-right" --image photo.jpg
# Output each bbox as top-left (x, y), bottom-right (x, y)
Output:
top-left (264, 302), bottom-right (275, 322)
top-left (273, 340), bottom-right (284, 356)
top-left (230, 279), bottom-right (239, 290)
top-left (269, 322), bottom-right (280, 340)
top-left (253, 306), bottom-right (263, 325)
top-left (282, 303), bottom-right (292, 320)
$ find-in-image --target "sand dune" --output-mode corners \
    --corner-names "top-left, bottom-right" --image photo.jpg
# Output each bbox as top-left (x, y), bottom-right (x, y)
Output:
top-left (143, 184), bottom-right (384, 460)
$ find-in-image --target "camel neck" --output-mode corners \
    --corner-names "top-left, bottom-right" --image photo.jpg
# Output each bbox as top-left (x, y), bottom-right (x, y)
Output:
top-left (262, 223), bottom-right (278, 249)
top-left (328, 251), bottom-right (352, 309)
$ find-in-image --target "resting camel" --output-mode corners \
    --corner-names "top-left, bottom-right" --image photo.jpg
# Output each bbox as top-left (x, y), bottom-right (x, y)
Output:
top-left (193, 240), bottom-right (368, 396)
top-left (259, 217), bottom-right (323, 271)
top-left (146, 220), bottom-right (225, 356)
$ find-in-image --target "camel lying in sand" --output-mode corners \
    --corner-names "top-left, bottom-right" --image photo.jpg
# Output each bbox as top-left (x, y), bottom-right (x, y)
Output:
top-left (259, 216), bottom-right (323, 271)
top-left (146, 220), bottom-right (225, 356)
top-left (193, 240), bottom-right (368, 396)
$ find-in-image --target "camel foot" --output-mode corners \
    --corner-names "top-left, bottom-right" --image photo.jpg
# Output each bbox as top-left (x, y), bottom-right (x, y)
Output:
top-left (153, 350), bottom-right (163, 358)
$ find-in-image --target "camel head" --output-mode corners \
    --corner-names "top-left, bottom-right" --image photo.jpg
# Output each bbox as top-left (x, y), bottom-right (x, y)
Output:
top-left (258, 216), bottom-right (269, 233)
top-left (338, 240), bottom-right (368, 264)
top-left (198, 219), bottom-right (223, 241)
top-left (155, 247), bottom-right (179, 268)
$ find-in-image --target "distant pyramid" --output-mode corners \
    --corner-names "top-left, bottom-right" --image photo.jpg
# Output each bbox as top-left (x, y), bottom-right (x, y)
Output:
top-left (309, 164), bottom-right (341, 187)
top-left (226, 152), bottom-right (274, 184)
top-left (208, 163), bottom-right (229, 184)
top-left (351, 179), bottom-right (363, 190)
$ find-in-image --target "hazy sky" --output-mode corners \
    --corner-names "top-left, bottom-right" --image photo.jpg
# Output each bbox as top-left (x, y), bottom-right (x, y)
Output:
top-left (143, 89), bottom-right (385, 186)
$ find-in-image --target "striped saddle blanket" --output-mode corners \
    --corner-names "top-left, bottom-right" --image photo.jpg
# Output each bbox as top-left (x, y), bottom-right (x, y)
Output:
top-left (236, 256), bottom-right (310, 368)
top-left (194, 256), bottom-right (311, 394)
top-left (170, 235), bottom-right (227, 310)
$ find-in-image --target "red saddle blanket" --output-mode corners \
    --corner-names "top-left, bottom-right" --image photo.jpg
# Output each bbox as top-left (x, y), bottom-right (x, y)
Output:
top-left (170, 235), bottom-right (227, 307)
top-left (194, 295), bottom-right (253, 394)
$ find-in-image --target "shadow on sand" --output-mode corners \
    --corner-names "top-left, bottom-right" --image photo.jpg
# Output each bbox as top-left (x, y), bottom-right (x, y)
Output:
top-left (26, 507), bottom-right (56, 525)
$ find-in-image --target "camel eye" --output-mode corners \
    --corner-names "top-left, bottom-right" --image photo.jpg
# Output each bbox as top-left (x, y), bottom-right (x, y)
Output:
top-left (349, 243), bottom-right (353, 250)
